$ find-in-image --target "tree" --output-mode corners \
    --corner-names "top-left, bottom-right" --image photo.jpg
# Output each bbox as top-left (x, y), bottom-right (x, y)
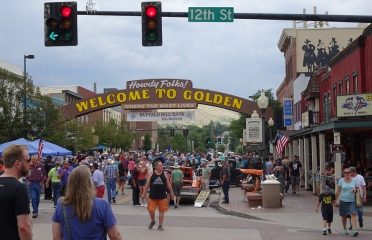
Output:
top-left (143, 133), bottom-right (152, 151)
top-left (228, 89), bottom-right (282, 153)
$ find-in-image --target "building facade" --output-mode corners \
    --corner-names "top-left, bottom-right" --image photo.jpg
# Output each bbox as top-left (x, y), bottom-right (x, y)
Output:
top-left (279, 25), bottom-right (372, 201)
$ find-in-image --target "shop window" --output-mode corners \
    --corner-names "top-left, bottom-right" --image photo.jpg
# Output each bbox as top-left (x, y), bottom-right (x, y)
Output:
top-left (338, 81), bottom-right (343, 95)
top-left (345, 79), bottom-right (350, 94)
top-left (366, 138), bottom-right (372, 161)
top-left (353, 73), bottom-right (358, 94)
top-left (332, 86), bottom-right (337, 109)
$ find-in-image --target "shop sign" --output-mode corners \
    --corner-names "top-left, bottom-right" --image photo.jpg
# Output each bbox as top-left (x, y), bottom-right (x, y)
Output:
top-left (337, 93), bottom-right (372, 117)
top-left (194, 190), bottom-right (210, 207)
top-left (301, 110), bottom-right (313, 128)
top-left (283, 98), bottom-right (293, 127)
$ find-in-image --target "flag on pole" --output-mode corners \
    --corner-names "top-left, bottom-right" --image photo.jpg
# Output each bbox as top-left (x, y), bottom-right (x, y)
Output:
top-left (37, 138), bottom-right (44, 159)
top-left (275, 132), bottom-right (289, 155)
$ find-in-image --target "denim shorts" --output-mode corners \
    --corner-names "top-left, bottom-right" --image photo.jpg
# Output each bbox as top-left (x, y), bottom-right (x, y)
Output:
top-left (339, 200), bottom-right (358, 216)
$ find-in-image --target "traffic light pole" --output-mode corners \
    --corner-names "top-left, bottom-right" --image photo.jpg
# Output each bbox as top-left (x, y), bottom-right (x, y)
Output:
top-left (77, 11), bottom-right (372, 23)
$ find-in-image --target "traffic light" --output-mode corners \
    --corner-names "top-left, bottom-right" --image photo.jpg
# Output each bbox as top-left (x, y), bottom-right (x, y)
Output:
top-left (44, 2), bottom-right (78, 46)
top-left (141, 2), bottom-right (162, 46)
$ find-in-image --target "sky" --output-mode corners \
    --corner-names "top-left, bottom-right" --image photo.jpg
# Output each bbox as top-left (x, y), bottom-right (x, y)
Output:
top-left (1, 0), bottom-right (371, 100)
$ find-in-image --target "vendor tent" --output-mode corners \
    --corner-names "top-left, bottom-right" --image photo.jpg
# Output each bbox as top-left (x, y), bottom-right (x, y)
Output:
top-left (0, 138), bottom-right (39, 156)
top-left (31, 139), bottom-right (72, 156)
top-left (0, 138), bottom-right (72, 157)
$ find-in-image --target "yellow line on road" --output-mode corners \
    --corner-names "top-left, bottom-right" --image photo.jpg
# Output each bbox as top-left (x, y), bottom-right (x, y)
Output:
top-left (116, 195), bottom-right (132, 205)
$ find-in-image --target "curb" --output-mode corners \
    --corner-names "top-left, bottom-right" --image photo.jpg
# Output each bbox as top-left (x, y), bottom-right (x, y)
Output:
top-left (208, 193), bottom-right (267, 221)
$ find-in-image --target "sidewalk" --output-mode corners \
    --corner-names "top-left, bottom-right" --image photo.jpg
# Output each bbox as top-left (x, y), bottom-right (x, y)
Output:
top-left (215, 186), bottom-right (372, 232)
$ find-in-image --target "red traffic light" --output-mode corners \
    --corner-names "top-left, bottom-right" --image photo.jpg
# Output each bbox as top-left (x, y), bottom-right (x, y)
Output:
top-left (60, 6), bottom-right (72, 18)
top-left (146, 6), bottom-right (157, 17)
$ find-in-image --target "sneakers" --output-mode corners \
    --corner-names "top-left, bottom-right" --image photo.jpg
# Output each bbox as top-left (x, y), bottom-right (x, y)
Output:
top-left (343, 229), bottom-right (349, 235)
top-left (158, 225), bottom-right (164, 231)
top-left (148, 221), bottom-right (155, 229)
top-left (352, 231), bottom-right (359, 237)
top-left (322, 230), bottom-right (327, 235)
top-left (359, 223), bottom-right (363, 228)
top-left (174, 204), bottom-right (178, 209)
top-left (327, 228), bottom-right (332, 234)
top-left (112, 198), bottom-right (116, 204)
top-left (32, 213), bottom-right (38, 218)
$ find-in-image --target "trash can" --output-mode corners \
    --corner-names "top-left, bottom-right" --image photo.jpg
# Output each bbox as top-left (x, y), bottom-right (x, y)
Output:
top-left (261, 180), bottom-right (282, 208)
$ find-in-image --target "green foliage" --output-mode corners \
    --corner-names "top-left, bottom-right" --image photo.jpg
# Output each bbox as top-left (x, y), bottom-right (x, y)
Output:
top-left (143, 133), bottom-right (152, 151)
top-left (157, 121), bottom-right (229, 153)
top-left (228, 89), bottom-right (281, 153)
top-left (217, 144), bottom-right (226, 153)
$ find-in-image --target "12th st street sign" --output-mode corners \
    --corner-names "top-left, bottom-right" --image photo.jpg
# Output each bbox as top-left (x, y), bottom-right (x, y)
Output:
top-left (188, 7), bottom-right (234, 22)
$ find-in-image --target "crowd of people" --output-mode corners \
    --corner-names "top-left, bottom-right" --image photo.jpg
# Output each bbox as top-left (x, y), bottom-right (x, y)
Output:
top-left (0, 144), bottom-right (370, 239)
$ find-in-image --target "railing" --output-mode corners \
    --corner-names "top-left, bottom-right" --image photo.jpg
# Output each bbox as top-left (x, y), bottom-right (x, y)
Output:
top-left (307, 171), bottom-right (336, 194)
top-left (312, 172), bottom-right (336, 194)
top-left (309, 111), bottom-right (333, 125)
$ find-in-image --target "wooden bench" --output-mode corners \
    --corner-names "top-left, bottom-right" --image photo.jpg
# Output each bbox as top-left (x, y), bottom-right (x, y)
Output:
top-left (245, 192), bottom-right (263, 207)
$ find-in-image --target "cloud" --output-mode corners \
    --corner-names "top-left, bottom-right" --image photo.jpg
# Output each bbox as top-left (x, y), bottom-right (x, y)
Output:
top-left (0, 0), bottom-right (371, 99)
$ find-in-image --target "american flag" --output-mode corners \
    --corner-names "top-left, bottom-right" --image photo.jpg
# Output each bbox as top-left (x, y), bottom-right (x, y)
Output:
top-left (275, 132), bottom-right (289, 155)
top-left (37, 138), bottom-right (44, 160)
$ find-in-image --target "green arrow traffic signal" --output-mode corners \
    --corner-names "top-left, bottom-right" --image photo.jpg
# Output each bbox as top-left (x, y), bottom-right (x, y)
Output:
top-left (49, 31), bottom-right (59, 41)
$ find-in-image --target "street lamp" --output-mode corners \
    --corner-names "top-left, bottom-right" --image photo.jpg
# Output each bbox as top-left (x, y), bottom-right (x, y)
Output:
top-left (268, 117), bottom-right (275, 154)
top-left (251, 110), bottom-right (259, 118)
top-left (257, 91), bottom-right (269, 115)
top-left (256, 91), bottom-right (269, 157)
top-left (23, 54), bottom-right (35, 135)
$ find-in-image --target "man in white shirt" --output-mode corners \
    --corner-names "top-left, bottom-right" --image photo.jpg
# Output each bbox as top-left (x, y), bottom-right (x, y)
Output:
top-left (350, 166), bottom-right (367, 228)
top-left (92, 162), bottom-right (105, 198)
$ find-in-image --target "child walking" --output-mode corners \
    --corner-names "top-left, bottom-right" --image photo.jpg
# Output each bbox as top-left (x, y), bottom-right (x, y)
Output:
top-left (315, 185), bottom-right (336, 235)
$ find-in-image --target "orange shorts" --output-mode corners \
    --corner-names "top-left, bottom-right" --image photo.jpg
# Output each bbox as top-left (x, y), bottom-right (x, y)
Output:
top-left (147, 198), bottom-right (168, 212)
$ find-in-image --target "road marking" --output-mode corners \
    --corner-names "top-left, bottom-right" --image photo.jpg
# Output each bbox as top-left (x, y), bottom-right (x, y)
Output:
top-left (116, 195), bottom-right (132, 204)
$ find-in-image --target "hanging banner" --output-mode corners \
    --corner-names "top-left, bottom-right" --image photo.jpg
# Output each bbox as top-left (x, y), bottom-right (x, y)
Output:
top-left (126, 111), bottom-right (195, 122)
top-left (246, 118), bottom-right (262, 143)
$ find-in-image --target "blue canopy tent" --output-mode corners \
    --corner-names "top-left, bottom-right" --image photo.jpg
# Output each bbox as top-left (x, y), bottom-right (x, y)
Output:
top-left (0, 138), bottom-right (39, 156)
top-left (31, 139), bottom-right (72, 157)
top-left (0, 138), bottom-right (72, 157)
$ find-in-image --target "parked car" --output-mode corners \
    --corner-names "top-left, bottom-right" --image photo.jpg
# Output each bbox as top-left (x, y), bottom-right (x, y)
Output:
top-left (178, 166), bottom-right (202, 201)
top-left (210, 159), bottom-right (244, 186)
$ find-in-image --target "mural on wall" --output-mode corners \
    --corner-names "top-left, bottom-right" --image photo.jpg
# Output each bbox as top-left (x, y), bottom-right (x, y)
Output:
top-left (302, 37), bottom-right (348, 72)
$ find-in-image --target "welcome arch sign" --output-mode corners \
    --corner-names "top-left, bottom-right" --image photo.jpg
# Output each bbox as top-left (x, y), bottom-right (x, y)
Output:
top-left (60, 79), bottom-right (272, 121)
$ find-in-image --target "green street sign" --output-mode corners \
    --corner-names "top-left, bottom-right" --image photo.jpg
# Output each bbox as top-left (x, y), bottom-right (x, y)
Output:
top-left (188, 7), bottom-right (234, 22)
